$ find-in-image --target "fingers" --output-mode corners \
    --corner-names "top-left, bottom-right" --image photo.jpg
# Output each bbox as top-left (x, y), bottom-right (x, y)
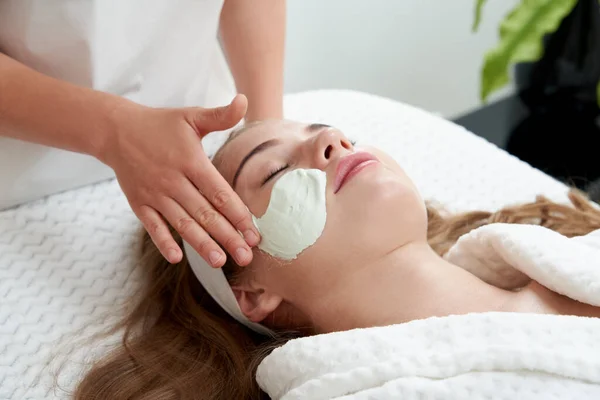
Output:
top-left (192, 94), bottom-right (249, 137)
top-left (156, 198), bottom-right (231, 268)
top-left (176, 179), bottom-right (254, 267)
top-left (187, 160), bottom-right (261, 248)
top-left (136, 205), bottom-right (183, 264)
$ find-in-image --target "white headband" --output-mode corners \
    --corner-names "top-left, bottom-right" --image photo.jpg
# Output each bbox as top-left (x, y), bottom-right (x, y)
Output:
top-left (183, 241), bottom-right (275, 336)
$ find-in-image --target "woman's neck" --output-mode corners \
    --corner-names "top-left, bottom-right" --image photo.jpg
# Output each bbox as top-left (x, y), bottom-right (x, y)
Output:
top-left (308, 241), bottom-right (519, 333)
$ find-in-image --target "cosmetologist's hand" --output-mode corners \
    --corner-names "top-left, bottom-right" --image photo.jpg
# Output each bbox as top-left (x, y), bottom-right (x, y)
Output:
top-left (102, 94), bottom-right (259, 267)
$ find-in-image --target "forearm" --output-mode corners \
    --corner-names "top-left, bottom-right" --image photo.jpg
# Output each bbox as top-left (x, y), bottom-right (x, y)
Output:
top-left (0, 53), bottom-right (136, 161)
top-left (219, 0), bottom-right (285, 121)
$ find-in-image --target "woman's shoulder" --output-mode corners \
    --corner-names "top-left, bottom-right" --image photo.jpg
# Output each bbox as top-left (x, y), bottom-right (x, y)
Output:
top-left (513, 281), bottom-right (600, 318)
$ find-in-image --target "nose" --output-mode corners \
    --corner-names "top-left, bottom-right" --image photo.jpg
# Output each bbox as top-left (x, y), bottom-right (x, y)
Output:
top-left (311, 128), bottom-right (353, 170)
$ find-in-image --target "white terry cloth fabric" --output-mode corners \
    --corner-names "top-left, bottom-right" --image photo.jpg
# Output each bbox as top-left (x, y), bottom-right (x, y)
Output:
top-left (258, 313), bottom-right (600, 400)
top-left (256, 224), bottom-right (600, 399)
top-left (0, 90), bottom-right (574, 399)
top-left (445, 223), bottom-right (600, 293)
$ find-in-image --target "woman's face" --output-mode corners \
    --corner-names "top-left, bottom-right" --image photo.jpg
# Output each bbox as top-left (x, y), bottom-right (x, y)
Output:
top-left (214, 120), bottom-right (427, 327)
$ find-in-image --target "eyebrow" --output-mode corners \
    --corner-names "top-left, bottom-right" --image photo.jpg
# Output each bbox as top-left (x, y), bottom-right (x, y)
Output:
top-left (307, 123), bottom-right (331, 132)
top-left (232, 139), bottom-right (281, 188)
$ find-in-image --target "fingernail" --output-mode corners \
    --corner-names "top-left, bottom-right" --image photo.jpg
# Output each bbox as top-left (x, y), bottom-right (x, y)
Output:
top-left (209, 250), bottom-right (223, 267)
top-left (168, 249), bottom-right (180, 263)
top-left (235, 247), bottom-right (250, 264)
top-left (243, 229), bottom-right (259, 246)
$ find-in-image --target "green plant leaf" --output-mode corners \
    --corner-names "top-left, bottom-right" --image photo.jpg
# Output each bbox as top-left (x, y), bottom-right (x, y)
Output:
top-left (473, 0), bottom-right (488, 32)
top-left (480, 0), bottom-right (577, 102)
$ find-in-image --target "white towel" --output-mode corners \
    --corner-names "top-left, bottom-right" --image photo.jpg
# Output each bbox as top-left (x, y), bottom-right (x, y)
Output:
top-left (257, 224), bottom-right (600, 399)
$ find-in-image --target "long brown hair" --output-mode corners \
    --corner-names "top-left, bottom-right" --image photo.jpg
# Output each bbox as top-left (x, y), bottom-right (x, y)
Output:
top-left (75, 191), bottom-right (600, 399)
top-left (73, 224), bottom-right (284, 399)
top-left (427, 191), bottom-right (600, 256)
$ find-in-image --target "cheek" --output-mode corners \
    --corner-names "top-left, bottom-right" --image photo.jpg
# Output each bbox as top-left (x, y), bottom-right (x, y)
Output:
top-left (250, 248), bottom-right (329, 297)
top-left (248, 250), bottom-right (286, 289)
top-left (242, 189), bottom-right (272, 217)
top-left (251, 169), bottom-right (328, 261)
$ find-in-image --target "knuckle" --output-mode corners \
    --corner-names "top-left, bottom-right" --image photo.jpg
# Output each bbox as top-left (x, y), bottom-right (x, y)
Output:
top-left (195, 208), bottom-right (219, 228)
top-left (208, 106), bottom-right (226, 121)
top-left (195, 239), bottom-right (215, 255)
top-left (211, 189), bottom-right (231, 209)
top-left (156, 173), bottom-right (174, 189)
top-left (139, 187), bottom-right (158, 201)
top-left (187, 166), bottom-right (206, 185)
top-left (163, 176), bottom-right (183, 195)
top-left (231, 213), bottom-right (251, 229)
top-left (146, 221), bottom-right (163, 237)
top-left (223, 236), bottom-right (243, 251)
top-left (157, 238), bottom-right (173, 252)
top-left (184, 161), bottom-right (200, 176)
top-left (175, 217), bottom-right (195, 236)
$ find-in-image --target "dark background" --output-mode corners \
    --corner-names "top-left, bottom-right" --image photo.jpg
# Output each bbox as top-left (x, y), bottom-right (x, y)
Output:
top-left (455, 0), bottom-right (600, 202)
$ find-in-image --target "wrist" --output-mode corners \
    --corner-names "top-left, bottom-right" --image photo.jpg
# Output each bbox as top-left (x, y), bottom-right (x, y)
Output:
top-left (95, 96), bottom-right (146, 166)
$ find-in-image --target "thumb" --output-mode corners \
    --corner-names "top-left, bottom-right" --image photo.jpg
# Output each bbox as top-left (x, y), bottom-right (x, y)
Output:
top-left (191, 94), bottom-right (248, 137)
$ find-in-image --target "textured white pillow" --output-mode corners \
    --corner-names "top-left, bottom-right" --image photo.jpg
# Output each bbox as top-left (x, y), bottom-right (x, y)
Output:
top-left (0, 139), bottom-right (114, 210)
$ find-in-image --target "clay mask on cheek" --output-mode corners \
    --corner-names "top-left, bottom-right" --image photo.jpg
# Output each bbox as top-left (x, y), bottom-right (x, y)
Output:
top-left (252, 169), bottom-right (327, 260)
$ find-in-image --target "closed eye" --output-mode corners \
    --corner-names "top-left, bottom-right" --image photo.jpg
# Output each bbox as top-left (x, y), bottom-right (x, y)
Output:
top-left (259, 138), bottom-right (354, 186)
top-left (262, 164), bottom-right (289, 186)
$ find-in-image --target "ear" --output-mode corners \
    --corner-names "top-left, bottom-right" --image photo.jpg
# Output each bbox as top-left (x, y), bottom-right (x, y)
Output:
top-left (231, 284), bottom-right (283, 323)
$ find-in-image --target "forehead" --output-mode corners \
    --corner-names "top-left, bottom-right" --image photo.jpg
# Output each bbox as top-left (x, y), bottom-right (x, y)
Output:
top-left (214, 120), bottom-right (305, 183)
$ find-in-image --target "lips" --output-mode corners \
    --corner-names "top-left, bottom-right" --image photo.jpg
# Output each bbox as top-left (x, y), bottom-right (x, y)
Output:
top-left (334, 152), bottom-right (379, 193)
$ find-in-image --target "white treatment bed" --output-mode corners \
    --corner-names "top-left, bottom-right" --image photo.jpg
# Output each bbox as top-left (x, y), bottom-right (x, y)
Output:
top-left (0, 90), bottom-right (571, 399)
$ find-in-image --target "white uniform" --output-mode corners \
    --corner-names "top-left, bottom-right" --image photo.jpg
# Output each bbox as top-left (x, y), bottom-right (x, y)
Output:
top-left (0, 0), bottom-right (235, 209)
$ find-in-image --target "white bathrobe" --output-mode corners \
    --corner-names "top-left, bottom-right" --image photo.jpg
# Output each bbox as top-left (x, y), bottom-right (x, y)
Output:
top-left (257, 224), bottom-right (600, 399)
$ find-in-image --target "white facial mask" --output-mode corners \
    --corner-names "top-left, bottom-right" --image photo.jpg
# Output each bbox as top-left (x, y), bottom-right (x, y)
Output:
top-left (252, 168), bottom-right (327, 260)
